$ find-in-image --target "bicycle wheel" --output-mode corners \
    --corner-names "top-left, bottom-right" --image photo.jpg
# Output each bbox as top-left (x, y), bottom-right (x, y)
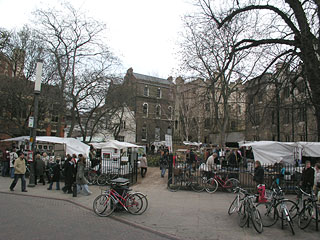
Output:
top-left (251, 206), bottom-right (263, 233)
top-left (87, 171), bottom-right (98, 185)
top-left (125, 193), bottom-right (143, 214)
top-left (228, 195), bottom-right (239, 215)
top-left (97, 174), bottom-right (108, 186)
top-left (275, 200), bottom-right (299, 220)
top-left (191, 176), bottom-right (206, 192)
top-left (167, 176), bottom-right (181, 192)
top-left (93, 194), bottom-right (116, 217)
top-left (256, 202), bottom-right (278, 227)
top-left (126, 192), bottom-right (148, 215)
top-left (205, 178), bottom-right (218, 193)
top-left (298, 204), bottom-right (313, 229)
top-left (238, 202), bottom-right (248, 227)
top-left (225, 178), bottom-right (240, 193)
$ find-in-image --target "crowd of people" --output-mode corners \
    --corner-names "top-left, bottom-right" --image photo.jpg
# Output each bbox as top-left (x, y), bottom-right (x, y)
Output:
top-left (1, 148), bottom-right (92, 196)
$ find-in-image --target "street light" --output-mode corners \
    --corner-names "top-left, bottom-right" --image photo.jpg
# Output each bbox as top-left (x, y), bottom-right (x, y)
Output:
top-left (28, 60), bottom-right (43, 187)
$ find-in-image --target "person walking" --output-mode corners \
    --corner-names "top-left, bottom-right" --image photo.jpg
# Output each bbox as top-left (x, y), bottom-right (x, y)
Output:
top-left (76, 156), bottom-right (91, 195)
top-left (160, 150), bottom-right (168, 178)
top-left (47, 157), bottom-right (61, 190)
top-left (35, 154), bottom-right (46, 185)
top-left (62, 155), bottom-right (74, 194)
top-left (9, 148), bottom-right (18, 178)
top-left (9, 151), bottom-right (27, 192)
top-left (140, 154), bottom-right (148, 178)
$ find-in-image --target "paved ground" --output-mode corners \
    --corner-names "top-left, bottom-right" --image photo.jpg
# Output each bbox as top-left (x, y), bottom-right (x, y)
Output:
top-left (0, 193), bottom-right (172, 240)
top-left (1, 168), bottom-right (319, 240)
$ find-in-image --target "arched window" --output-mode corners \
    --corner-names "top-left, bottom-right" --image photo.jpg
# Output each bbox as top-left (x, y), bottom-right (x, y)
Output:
top-left (144, 85), bottom-right (149, 96)
top-left (157, 88), bottom-right (162, 98)
top-left (156, 105), bottom-right (161, 118)
top-left (155, 127), bottom-right (160, 141)
top-left (142, 103), bottom-right (148, 117)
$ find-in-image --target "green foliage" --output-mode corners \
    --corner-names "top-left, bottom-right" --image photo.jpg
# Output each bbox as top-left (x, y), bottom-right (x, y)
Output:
top-left (146, 155), bottom-right (160, 167)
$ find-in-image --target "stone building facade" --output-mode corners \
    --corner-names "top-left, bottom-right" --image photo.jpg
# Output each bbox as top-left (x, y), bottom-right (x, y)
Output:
top-left (123, 68), bottom-right (175, 145)
top-left (174, 76), bottom-right (246, 145)
top-left (245, 63), bottom-right (317, 142)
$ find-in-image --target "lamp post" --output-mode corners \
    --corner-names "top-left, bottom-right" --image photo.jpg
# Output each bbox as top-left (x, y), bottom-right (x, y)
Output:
top-left (28, 60), bottom-right (43, 187)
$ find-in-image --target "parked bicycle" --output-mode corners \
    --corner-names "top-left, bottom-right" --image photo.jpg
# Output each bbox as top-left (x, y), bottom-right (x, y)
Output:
top-left (237, 187), bottom-right (263, 233)
top-left (85, 167), bottom-right (99, 185)
top-left (256, 185), bottom-right (298, 235)
top-left (298, 188), bottom-right (319, 231)
top-left (228, 187), bottom-right (245, 215)
top-left (167, 167), bottom-right (205, 192)
top-left (93, 178), bottom-right (148, 217)
top-left (97, 167), bottom-right (121, 186)
top-left (205, 172), bottom-right (240, 193)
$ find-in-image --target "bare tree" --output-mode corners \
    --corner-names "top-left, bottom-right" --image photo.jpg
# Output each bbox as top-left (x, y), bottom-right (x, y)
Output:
top-left (197, 0), bottom-right (320, 140)
top-left (178, 10), bottom-right (253, 146)
top-left (33, 2), bottom-right (121, 137)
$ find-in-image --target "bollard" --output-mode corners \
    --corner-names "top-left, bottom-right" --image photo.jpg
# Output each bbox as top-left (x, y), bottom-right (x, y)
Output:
top-left (72, 183), bottom-right (77, 197)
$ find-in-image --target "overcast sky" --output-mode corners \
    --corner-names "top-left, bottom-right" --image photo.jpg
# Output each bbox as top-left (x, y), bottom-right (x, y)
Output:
top-left (0, 0), bottom-right (194, 79)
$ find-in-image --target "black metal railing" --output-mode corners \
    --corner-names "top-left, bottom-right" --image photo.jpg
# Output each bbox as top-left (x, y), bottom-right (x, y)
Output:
top-left (168, 159), bottom-right (302, 193)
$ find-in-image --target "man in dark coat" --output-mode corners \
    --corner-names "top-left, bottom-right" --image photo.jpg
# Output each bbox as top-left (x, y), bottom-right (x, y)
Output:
top-left (35, 154), bottom-right (46, 185)
top-left (253, 160), bottom-right (264, 185)
top-left (301, 160), bottom-right (315, 193)
top-left (62, 156), bottom-right (75, 194)
top-left (47, 158), bottom-right (61, 190)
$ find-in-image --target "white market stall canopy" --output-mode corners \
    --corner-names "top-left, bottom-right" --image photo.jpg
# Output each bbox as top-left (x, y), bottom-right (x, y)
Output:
top-left (240, 141), bottom-right (320, 164)
top-left (91, 140), bottom-right (142, 150)
top-left (2, 136), bottom-right (90, 157)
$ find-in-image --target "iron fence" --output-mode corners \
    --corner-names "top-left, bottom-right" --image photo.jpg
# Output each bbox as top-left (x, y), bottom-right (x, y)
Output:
top-left (168, 158), bottom-right (302, 193)
top-left (85, 154), bottom-right (138, 185)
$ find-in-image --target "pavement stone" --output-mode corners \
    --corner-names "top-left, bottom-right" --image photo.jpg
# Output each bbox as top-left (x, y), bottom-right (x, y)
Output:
top-left (1, 168), bottom-right (320, 240)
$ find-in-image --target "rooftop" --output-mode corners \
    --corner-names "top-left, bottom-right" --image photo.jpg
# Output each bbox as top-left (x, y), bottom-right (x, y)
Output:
top-left (133, 72), bottom-right (172, 85)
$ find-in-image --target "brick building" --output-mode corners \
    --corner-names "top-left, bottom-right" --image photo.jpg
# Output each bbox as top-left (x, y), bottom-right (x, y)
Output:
top-left (123, 68), bottom-right (175, 145)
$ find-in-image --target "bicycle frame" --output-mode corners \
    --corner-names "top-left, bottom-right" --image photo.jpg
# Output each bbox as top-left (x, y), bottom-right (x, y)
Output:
top-left (214, 174), bottom-right (229, 188)
top-left (104, 189), bottom-right (130, 211)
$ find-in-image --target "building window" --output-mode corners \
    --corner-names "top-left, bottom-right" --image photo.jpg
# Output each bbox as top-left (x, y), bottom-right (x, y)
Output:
top-left (157, 88), bottom-right (162, 98)
top-left (144, 85), bottom-right (149, 97)
top-left (155, 127), bottom-right (160, 141)
top-left (168, 106), bottom-right (172, 120)
top-left (167, 126), bottom-right (172, 135)
top-left (271, 110), bottom-right (275, 124)
top-left (175, 120), bottom-right (178, 129)
top-left (238, 105), bottom-right (241, 114)
top-left (298, 107), bottom-right (305, 122)
top-left (143, 103), bottom-right (148, 117)
top-left (120, 120), bottom-right (126, 129)
top-left (205, 103), bottom-right (210, 111)
top-left (254, 112), bottom-right (260, 125)
top-left (284, 86), bottom-right (290, 98)
top-left (283, 109), bottom-right (290, 124)
top-left (204, 118), bottom-right (211, 129)
top-left (141, 125), bottom-right (147, 141)
top-left (230, 120), bottom-right (237, 131)
top-left (116, 136), bottom-right (125, 142)
top-left (156, 105), bottom-right (161, 118)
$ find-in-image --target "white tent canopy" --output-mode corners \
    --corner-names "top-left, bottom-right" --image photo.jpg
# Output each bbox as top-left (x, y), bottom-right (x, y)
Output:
top-left (91, 140), bottom-right (141, 150)
top-left (2, 136), bottom-right (90, 157)
top-left (240, 141), bottom-right (320, 164)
